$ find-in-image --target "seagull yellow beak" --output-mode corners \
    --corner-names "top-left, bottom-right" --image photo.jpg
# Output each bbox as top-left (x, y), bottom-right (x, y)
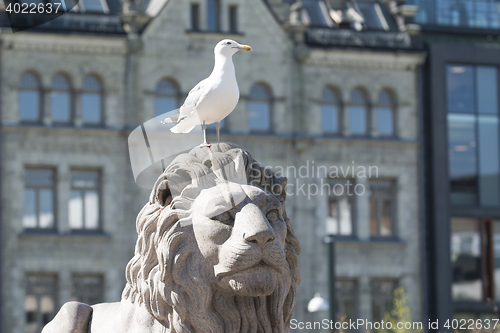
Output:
top-left (234, 45), bottom-right (252, 51)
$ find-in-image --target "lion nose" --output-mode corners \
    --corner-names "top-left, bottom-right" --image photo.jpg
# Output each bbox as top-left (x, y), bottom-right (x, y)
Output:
top-left (239, 203), bottom-right (276, 247)
top-left (245, 230), bottom-right (275, 246)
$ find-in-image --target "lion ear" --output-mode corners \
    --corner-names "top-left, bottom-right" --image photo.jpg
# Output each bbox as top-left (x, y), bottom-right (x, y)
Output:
top-left (155, 179), bottom-right (172, 207)
top-left (273, 176), bottom-right (287, 202)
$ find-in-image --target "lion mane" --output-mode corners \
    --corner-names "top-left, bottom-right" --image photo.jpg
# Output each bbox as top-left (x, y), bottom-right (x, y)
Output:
top-left (122, 143), bottom-right (301, 333)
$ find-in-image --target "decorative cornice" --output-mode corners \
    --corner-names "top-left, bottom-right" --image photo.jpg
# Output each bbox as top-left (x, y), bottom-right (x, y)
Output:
top-left (306, 28), bottom-right (412, 49)
top-left (2, 36), bottom-right (126, 55)
top-left (306, 49), bottom-right (426, 71)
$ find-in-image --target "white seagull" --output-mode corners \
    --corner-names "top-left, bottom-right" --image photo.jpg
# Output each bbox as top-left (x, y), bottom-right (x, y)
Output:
top-left (161, 39), bottom-right (252, 147)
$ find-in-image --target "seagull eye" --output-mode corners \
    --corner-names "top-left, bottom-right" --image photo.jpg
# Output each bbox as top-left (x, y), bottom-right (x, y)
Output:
top-left (226, 42), bottom-right (231, 45)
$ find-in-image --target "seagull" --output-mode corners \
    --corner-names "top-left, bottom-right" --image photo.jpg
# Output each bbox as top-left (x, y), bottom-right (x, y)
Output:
top-left (161, 39), bottom-right (252, 147)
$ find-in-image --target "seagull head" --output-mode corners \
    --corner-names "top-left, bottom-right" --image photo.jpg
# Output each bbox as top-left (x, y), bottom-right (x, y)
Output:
top-left (214, 39), bottom-right (252, 57)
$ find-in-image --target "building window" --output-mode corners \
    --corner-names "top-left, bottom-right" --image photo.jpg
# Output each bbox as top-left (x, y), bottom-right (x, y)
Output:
top-left (206, 0), bottom-right (220, 31)
top-left (155, 79), bottom-right (179, 117)
top-left (447, 65), bottom-right (500, 207)
top-left (51, 74), bottom-right (71, 123)
top-left (336, 280), bottom-right (357, 327)
top-left (228, 5), bottom-right (238, 33)
top-left (79, 0), bottom-right (107, 13)
top-left (71, 275), bottom-right (104, 305)
top-left (321, 87), bottom-right (339, 134)
top-left (81, 75), bottom-right (103, 125)
top-left (356, 2), bottom-right (391, 31)
top-left (369, 180), bottom-right (395, 237)
top-left (347, 89), bottom-right (368, 135)
top-left (326, 179), bottom-right (355, 236)
top-left (23, 169), bottom-right (55, 230)
top-left (69, 170), bottom-right (100, 230)
top-left (19, 72), bottom-right (41, 122)
top-left (371, 280), bottom-right (396, 324)
top-left (191, 3), bottom-right (200, 31)
top-left (247, 83), bottom-right (271, 132)
top-left (375, 91), bottom-right (394, 136)
top-left (410, 0), bottom-right (500, 30)
top-left (24, 274), bottom-right (57, 333)
top-left (451, 217), bottom-right (500, 303)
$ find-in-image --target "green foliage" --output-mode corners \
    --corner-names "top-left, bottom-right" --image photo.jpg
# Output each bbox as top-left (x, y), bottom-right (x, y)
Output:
top-left (382, 287), bottom-right (422, 333)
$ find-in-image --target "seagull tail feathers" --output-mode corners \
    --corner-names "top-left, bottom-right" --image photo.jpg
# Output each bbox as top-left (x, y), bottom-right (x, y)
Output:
top-left (161, 114), bottom-right (180, 124)
top-left (170, 122), bottom-right (196, 133)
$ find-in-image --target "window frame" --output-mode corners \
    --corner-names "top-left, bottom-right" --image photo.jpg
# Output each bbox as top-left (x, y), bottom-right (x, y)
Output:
top-left (450, 217), bottom-right (497, 305)
top-left (23, 167), bottom-right (57, 231)
top-left (347, 88), bottom-right (369, 136)
top-left (19, 72), bottom-right (42, 123)
top-left (247, 83), bottom-right (273, 133)
top-left (375, 90), bottom-right (396, 137)
top-left (335, 279), bottom-right (358, 325)
top-left (71, 274), bottom-right (104, 305)
top-left (81, 74), bottom-right (104, 127)
top-left (78, 0), bottom-right (109, 14)
top-left (411, 0), bottom-right (500, 31)
top-left (154, 78), bottom-right (180, 117)
top-left (228, 5), bottom-right (238, 33)
top-left (326, 178), bottom-right (356, 237)
top-left (370, 280), bottom-right (397, 324)
top-left (320, 86), bottom-right (341, 135)
top-left (190, 3), bottom-right (200, 31)
top-left (369, 179), bottom-right (397, 239)
top-left (69, 169), bottom-right (102, 232)
top-left (446, 64), bottom-right (500, 208)
top-left (24, 273), bottom-right (58, 333)
top-left (50, 74), bottom-right (73, 125)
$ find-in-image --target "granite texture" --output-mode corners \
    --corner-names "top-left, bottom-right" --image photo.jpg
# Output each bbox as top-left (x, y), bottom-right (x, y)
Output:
top-left (42, 143), bottom-right (301, 333)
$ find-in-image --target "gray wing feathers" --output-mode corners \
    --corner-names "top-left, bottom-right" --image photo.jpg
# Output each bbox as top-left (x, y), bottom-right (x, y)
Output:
top-left (179, 78), bottom-right (209, 118)
top-left (161, 114), bottom-right (179, 124)
top-left (161, 78), bottom-right (209, 127)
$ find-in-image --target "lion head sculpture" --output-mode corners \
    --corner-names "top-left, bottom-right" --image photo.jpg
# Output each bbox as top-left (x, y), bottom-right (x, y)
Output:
top-left (121, 143), bottom-right (301, 333)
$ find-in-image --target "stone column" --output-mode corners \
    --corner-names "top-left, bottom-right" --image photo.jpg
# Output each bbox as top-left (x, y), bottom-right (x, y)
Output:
top-left (74, 93), bottom-right (82, 128)
top-left (57, 163), bottom-right (70, 233)
top-left (105, 268), bottom-right (121, 302)
top-left (43, 89), bottom-right (52, 126)
top-left (358, 275), bottom-right (372, 323)
top-left (356, 177), bottom-right (369, 240)
top-left (59, 269), bottom-right (72, 305)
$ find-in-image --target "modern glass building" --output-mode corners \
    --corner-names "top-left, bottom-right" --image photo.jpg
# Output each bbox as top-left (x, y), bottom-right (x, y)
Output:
top-left (413, 0), bottom-right (500, 328)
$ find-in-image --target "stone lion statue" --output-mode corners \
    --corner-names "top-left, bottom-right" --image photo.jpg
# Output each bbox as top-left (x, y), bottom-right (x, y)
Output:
top-left (43, 143), bottom-right (301, 333)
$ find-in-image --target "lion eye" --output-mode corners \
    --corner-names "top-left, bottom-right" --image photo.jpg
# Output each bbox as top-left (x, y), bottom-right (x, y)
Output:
top-left (212, 211), bottom-right (234, 226)
top-left (266, 211), bottom-right (279, 223)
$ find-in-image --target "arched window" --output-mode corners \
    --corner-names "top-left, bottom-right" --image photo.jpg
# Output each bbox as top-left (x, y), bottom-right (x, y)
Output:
top-left (155, 79), bottom-right (178, 117)
top-left (347, 89), bottom-right (367, 135)
top-left (321, 87), bottom-right (339, 134)
top-left (19, 73), bottom-right (41, 122)
top-left (375, 91), bottom-right (395, 136)
top-left (247, 83), bottom-right (271, 132)
top-left (81, 75), bottom-right (102, 125)
top-left (51, 74), bottom-right (71, 123)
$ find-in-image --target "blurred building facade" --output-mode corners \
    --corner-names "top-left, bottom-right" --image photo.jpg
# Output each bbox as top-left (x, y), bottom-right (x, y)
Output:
top-left (411, 0), bottom-right (500, 328)
top-left (0, 1), bottom-right (425, 333)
